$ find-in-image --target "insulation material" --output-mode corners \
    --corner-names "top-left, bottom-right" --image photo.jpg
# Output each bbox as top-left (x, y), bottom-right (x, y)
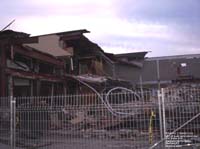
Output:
top-left (76, 74), bottom-right (107, 83)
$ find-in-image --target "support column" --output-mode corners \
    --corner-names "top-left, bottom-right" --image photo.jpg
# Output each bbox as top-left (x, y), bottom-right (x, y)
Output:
top-left (30, 80), bottom-right (34, 96)
top-left (0, 44), bottom-right (7, 97)
top-left (51, 83), bottom-right (54, 107)
top-left (36, 80), bottom-right (41, 96)
top-left (8, 75), bottom-right (13, 97)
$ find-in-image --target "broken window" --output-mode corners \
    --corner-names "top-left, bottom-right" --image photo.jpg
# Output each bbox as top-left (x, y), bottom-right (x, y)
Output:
top-left (79, 56), bottom-right (104, 75)
top-left (54, 67), bottom-right (63, 76)
top-left (38, 62), bottom-right (54, 74)
top-left (79, 59), bottom-right (92, 74)
top-left (13, 78), bottom-right (31, 97)
top-left (65, 57), bottom-right (73, 74)
top-left (7, 53), bottom-right (31, 71)
top-left (40, 81), bottom-right (52, 96)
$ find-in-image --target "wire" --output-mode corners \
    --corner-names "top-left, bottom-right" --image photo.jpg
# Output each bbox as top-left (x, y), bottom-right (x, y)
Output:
top-left (72, 76), bottom-right (141, 116)
top-left (72, 76), bottom-right (118, 116)
top-left (105, 86), bottom-right (141, 116)
top-left (1, 20), bottom-right (15, 31)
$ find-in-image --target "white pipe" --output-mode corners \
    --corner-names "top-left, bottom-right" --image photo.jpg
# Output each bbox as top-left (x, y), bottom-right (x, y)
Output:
top-left (105, 87), bottom-right (141, 116)
top-left (72, 76), bottom-right (141, 116)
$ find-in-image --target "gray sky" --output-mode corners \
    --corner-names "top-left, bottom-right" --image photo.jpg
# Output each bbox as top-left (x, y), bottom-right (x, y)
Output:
top-left (1, 0), bottom-right (200, 57)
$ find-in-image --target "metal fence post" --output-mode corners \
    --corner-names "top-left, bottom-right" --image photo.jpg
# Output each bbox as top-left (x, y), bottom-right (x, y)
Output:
top-left (158, 90), bottom-right (163, 139)
top-left (10, 96), bottom-right (16, 149)
top-left (161, 88), bottom-right (166, 148)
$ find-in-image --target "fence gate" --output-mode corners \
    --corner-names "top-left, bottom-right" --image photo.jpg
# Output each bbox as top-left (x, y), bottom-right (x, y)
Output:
top-left (0, 88), bottom-right (200, 149)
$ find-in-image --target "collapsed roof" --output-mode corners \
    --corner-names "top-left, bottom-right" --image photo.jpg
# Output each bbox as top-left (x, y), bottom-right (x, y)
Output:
top-left (0, 29), bottom-right (148, 71)
top-left (105, 52), bottom-right (148, 68)
top-left (23, 29), bottom-right (90, 57)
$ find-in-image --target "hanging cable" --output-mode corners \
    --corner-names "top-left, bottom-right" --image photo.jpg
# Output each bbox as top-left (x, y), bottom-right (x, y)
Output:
top-left (72, 76), bottom-right (141, 116)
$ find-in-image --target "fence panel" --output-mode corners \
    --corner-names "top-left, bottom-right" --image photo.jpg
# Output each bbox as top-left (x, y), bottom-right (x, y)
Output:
top-left (2, 87), bottom-right (199, 149)
top-left (162, 87), bottom-right (200, 148)
top-left (0, 97), bottom-right (12, 149)
top-left (14, 90), bottom-right (162, 149)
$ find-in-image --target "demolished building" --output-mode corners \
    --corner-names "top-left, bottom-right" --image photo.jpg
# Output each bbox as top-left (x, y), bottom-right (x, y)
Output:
top-left (143, 54), bottom-right (200, 88)
top-left (0, 30), bottom-right (68, 97)
top-left (0, 29), bottom-right (137, 97)
top-left (112, 53), bottom-right (200, 89)
top-left (1, 29), bottom-right (200, 97)
top-left (1, 29), bottom-right (200, 149)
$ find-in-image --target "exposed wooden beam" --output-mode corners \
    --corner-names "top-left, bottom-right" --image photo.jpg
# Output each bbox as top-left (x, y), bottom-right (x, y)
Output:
top-left (6, 68), bottom-right (65, 82)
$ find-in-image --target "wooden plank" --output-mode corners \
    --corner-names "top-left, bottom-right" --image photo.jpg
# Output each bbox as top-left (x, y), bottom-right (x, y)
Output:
top-left (5, 68), bottom-right (65, 82)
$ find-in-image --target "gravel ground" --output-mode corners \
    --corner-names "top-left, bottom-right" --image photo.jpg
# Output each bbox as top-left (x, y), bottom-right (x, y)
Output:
top-left (0, 137), bottom-right (151, 149)
top-left (0, 130), bottom-right (199, 149)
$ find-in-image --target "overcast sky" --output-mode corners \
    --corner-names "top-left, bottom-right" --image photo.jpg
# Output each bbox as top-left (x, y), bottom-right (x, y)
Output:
top-left (1, 0), bottom-right (200, 57)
